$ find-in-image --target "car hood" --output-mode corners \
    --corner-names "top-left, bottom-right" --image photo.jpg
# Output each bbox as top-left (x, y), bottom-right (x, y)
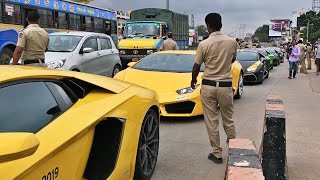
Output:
top-left (120, 68), bottom-right (203, 93)
top-left (45, 52), bottom-right (73, 63)
top-left (238, 60), bottom-right (260, 70)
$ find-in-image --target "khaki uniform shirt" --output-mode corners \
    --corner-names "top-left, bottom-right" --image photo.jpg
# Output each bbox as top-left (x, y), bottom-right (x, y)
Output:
top-left (17, 24), bottom-right (49, 61)
top-left (160, 38), bottom-right (179, 51)
top-left (307, 46), bottom-right (312, 55)
top-left (195, 31), bottom-right (238, 81)
top-left (297, 44), bottom-right (306, 59)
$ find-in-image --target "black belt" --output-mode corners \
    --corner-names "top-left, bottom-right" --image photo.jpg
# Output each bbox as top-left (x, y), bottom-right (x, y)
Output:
top-left (24, 59), bottom-right (45, 65)
top-left (202, 79), bottom-right (232, 87)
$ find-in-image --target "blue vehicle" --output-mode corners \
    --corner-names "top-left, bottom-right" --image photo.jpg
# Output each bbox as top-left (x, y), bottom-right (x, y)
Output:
top-left (0, 0), bottom-right (117, 64)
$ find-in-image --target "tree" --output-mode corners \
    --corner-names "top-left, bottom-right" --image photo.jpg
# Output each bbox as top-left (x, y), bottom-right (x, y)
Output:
top-left (300, 11), bottom-right (320, 43)
top-left (254, 25), bottom-right (269, 42)
top-left (196, 25), bottom-right (209, 37)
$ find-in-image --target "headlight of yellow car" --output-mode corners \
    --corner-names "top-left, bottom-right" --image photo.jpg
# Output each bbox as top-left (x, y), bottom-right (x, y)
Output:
top-left (176, 84), bottom-right (199, 95)
top-left (246, 61), bottom-right (261, 72)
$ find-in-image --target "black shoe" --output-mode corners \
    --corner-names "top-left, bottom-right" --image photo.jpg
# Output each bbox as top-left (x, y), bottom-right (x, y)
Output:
top-left (288, 76), bottom-right (292, 79)
top-left (293, 76), bottom-right (296, 79)
top-left (208, 153), bottom-right (223, 164)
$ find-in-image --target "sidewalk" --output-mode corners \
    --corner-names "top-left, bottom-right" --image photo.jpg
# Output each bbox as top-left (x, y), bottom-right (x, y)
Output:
top-left (270, 62), bottom-right (320, 179)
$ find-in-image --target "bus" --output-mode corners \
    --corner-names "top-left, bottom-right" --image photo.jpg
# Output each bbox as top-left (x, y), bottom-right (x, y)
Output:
top-left (0, 0), bottom-right (117, 64)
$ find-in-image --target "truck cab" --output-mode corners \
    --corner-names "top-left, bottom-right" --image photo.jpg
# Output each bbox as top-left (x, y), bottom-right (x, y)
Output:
top-left (118, 21), bottom-right (168, 66)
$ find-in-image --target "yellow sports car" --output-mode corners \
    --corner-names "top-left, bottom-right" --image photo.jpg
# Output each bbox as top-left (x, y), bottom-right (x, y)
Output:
top-left (115, 51), bottom-right (244, 117)
top-left (0, 66), bottom-right (159, 180)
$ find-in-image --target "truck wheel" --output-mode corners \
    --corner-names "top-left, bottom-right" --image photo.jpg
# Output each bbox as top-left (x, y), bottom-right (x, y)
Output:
top-left (0, 48), bottom-right (13, 65)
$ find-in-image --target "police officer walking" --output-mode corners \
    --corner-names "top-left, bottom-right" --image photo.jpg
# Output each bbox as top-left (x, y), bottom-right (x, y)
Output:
top-left (306, 42), bottom-right (313, 70)
top-left (12, 11), bottom-right (49, 66)
top-left (191, 13), bottom-right (238, 164)
top-left (297, 40), bottom-right (308, 74)
top-left (160, 32), bottom-right (179, 51)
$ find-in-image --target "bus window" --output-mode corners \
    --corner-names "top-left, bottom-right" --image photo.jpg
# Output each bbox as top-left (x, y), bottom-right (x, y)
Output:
top-left (38, 9), bottom-right (53, 28)
top-left (84, 16), bottom-right (93, 32)
top-left (4, 3), bottom-right (21, 25)
top-left (54, 12), bottom-right (67, 29)
top-left (69, 14), bottom-right (81, 30)
top-left (0, 2), bottom-right (2, 23)
top-left (94, 18), bottom-right (103, 33)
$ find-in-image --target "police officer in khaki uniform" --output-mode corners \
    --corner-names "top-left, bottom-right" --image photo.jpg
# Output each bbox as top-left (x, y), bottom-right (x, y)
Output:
top-left (297, 40), bottom-right (308, 74)
top-left (307, 43), bottom-right (312, 70)
top-left (191, 13), bottom-right (238, 164)
top-left (160, 32), bottom-right (179, 51)
top-left (12, 11), bottom-right (49, 66)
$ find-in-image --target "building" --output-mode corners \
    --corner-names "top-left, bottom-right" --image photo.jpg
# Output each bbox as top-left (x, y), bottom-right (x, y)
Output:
top-left (116, 11), bottom-right (130, 30)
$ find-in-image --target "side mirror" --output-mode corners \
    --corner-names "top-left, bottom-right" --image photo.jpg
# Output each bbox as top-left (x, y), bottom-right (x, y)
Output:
top-left (0, 133), bottom-right (40, 163)
top-left (80, 47), bottom-right (94, 54)
top-left (127, 62), bottom-right (137, 67)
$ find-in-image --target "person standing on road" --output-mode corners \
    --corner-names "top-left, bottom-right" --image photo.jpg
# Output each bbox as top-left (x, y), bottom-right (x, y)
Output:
top-left (307, 43), bottom-right (313, 70)
top-left (297, 40), bottom-right (308, 74)
top-left (191, 13), bottom-right (238, 164)
top-left (288, 40), bottom-right (301, 79)
top-left (12, 11), bottom-right (49, 66)
top-left (315, 43), bottom-right (320, 75)
top-left (160, 32), bottom-right (179, 51)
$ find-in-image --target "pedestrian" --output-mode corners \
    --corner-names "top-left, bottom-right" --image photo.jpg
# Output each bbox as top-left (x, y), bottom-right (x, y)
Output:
top-left (191, 13), bottom-right (237, 164)
top-left (315, 43), bottom-right (320, 75)
top-left (288, 39), bottom-right (300, 79)
top-left (297, 40), bottom-right (308, 74)
top-left (307, 42), bottom-right (313, 70)
top-left (160, 32), bottom-right (179, 51)
top-left (12, 11), bottom-right (49, 66)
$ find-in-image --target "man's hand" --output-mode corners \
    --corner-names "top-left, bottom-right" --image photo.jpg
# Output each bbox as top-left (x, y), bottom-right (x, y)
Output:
top-left (191, 79), bottom-right (197, 89)
top-left (191, 63), bottom-right (201, 89)
top-left (12, 46), bottom-right (24, 65)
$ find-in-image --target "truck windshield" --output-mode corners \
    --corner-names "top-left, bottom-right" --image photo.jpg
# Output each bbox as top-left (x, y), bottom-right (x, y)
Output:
top-left (124, 23), bottom-right (160, 38)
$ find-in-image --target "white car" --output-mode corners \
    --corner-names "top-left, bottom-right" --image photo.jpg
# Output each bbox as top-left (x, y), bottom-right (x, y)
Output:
top-left (46, 32), bottom-right (122, 77)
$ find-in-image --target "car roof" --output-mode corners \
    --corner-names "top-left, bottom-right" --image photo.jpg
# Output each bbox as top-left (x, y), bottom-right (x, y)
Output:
top-left (238, 49), bottom-right (258, 53)
top-left (155, 50), bottom-right (196, 55)
top-left (49, 31), bottom-right (109, 37)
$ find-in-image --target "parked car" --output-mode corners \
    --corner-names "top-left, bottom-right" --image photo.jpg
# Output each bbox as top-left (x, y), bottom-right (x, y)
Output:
top-left (115, 51), bottom-right (244, 117)
top-left (265, 47), bottom-right (281, 66)
top-left (256, 48), bottom-right (274, 70)
top-left (46, 32), bottom-right (122, 77)
top-left (0, 66), bottom-right (159, 180)
top-left (273, 47), bottom-right (285, 63)
top-left (237, 49), bottom-right (270, 84)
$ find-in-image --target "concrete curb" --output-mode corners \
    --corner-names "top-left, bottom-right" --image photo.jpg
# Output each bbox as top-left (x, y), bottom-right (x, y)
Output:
top-left (226, 139), bottom-right (265, 180)
top-left (259, 95), bottom-right (288, 180)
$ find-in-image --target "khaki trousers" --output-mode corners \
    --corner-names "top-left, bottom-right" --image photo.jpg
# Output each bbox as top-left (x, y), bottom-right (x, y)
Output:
top-left (307, 53), bottom-right (312, 69)
top-left (201, 85), bottom-right (236, 158)
top-left (300, 57), bottom-right (307, 73)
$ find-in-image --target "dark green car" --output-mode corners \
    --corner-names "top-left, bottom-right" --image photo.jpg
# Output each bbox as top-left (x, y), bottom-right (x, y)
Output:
top-left (256, 48), bottom-right (274, 70)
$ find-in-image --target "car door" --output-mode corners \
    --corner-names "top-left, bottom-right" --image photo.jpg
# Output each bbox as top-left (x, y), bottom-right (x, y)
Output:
top-left (0, 80), bottom-right (95, 180)
top-left (98, 36), bottom-right (120, 77)
top-left (79, 36), bottom-right (102, 74)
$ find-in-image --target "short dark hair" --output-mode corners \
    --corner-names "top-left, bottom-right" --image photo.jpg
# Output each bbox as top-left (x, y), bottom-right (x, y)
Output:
top-left (168, 32), bottom-right (173, 38)
top-left (205, 13), bottom-right (222, 31)
top-left (27, 11), bottom-right (40, 22)
top-left (298, 40), bottom-right (303, 44)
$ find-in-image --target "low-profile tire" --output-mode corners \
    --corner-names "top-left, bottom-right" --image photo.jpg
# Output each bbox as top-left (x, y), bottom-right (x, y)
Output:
top-left (0, 48), bottom-right (13, 65)
top-left (134, 109), bottom-right (159, 180)
top-left (234, 72), bottom-right (244, 99)
top-left (112, 64), bottom-right (121, 77)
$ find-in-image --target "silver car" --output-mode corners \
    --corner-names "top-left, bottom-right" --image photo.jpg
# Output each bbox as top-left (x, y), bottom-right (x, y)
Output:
top-left (46, 32), bottom-right (122, 77)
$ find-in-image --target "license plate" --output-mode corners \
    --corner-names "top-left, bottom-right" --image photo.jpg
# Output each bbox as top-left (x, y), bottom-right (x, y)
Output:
top-left (132, 58), bottom-right (139, 62)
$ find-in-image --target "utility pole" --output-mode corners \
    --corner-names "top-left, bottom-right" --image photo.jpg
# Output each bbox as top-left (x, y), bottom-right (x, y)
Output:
top-left (191, 14), bottom-right (194, 29)
top-left (307, 19), bottom-right (310, 42)
top-left (166, 0), bottom-right (169, 10)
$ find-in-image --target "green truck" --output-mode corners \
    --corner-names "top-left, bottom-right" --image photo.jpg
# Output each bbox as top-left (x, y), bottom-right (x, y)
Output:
top-left (118, 8), bottom-right (189, 66)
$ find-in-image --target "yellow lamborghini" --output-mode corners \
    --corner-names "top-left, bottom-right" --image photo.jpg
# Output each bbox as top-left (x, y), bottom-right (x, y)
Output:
top-left (115, 51), bottom-right (244, 117)
top-left (0, 66), bottom-right (159, 180)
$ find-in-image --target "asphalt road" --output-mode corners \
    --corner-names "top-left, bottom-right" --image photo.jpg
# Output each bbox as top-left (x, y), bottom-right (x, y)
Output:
top-left (152, 60), bottom-right (320, 180)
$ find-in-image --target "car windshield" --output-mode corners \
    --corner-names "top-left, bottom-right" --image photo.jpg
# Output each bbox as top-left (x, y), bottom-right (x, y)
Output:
top-left (124, 23), bottom-right (160, 38)
top-left (133, 53), bottom-right (205, 72)
top-left (237, 51), bottom-right (258, 61)
top-left (48, 35), bottom-right (83, 52)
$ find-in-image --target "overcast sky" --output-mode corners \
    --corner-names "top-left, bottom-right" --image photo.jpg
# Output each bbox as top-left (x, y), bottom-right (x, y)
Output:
top-left (92, 0), bottom-right (312, 35)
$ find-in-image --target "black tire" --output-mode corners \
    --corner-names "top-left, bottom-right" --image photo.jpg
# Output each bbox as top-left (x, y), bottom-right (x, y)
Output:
top-left (134, 109), bottom-right (159, 180)
top-left (0, 48), bottom-right (13, 65)
top-left (234, 72), bottom-right (244, 99)
top-left (266, 70), bottom-right (270, 79)
top-left (112, 64), bottom-right (121, 77)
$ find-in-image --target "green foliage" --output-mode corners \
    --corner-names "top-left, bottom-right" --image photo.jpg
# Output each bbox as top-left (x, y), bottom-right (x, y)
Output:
top-left (196, 25), bottom-right (209, 37)
top-left (300, 11), bottom-right (320, 43)
top-left (254, 25), bottom-right (269, 42)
